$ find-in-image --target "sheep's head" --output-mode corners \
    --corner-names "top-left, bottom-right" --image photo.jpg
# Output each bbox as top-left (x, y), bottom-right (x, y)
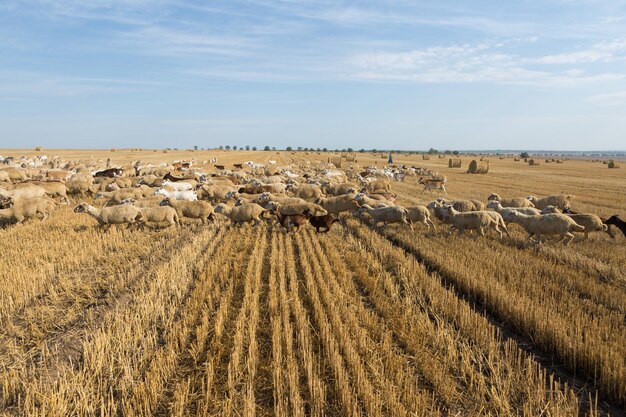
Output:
top-left (95, 193), bottom-right (104, 199)
top-left (155, 188), bottom-right (166, 196)
top-left (486, 201), bottom-right (500, 209)
top-left (527, 195), bottom-right (538, 203)
top-left (226, 191), bottom-right (238, 199)
top-left (120, 198), bottom-right (136, 205)
top-left (214, 203), bottom-right (226, 213)
top-left (258, 192), bottom-right (271, 203)
top-left (487, 193), bottom-right (500, 201)
top-left (74, 203), bottom-right (88, 213)
top-left (159, 198), bottom-right (171, 207)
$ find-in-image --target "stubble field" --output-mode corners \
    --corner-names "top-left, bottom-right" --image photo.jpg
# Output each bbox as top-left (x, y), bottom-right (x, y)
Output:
top-left (0, 149), bottom-right (624, 417)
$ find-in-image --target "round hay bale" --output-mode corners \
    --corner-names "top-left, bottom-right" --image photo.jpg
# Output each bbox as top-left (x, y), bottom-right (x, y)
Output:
top-left (608, 160), bottom-right (621, 168)
top-left (467, 160), bottom-right (489, 174)
top-left (438, 154), bottom-right (445, 159)
top-left (448, 158), bottom-right (462, 168)
top-left (528, 159), bottom-right (539, 166)
top-left (422, 154), bottom-right (430, 160)
top-left (513, 158), bottom-right (520, 162)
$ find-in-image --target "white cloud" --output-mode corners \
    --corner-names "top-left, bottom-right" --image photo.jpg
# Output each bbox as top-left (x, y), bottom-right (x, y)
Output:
top-left (587, 90), bottom-right (626, 105)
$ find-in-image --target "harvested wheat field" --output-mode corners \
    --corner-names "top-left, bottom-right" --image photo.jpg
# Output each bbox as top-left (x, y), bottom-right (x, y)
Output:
top-left (0, 149), bottom-right (625, 417)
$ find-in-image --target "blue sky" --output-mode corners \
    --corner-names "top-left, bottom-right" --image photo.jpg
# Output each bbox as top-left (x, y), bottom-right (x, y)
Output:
top-left (0, 0), bottom-right (625, 150)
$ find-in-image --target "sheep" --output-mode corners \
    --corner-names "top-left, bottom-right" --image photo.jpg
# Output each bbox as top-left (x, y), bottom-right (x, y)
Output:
top-left (136, 206), bottom-right (179, 229)
top-left (504, 211), bottom-right (584, 245)
top-left (257, 193), bottom-right (309, 206)
top-left (357, 204), bottom-right (410, 228)
top-left (442, 205), bottom-right (503, 238)
top-left (354, 193), bottom-right (395, 208)
top-left (197, 185), bottom-right (238, 202)
top-left (154, 188), bottom-right (198, 201)
top-left (239, 183), bottom-right (287, 194)
top-left (0, 184), bottom-right (47, 200)
top-left (96, 188), bottom-right (145, 205)
top-left (314, 194), bottom-right (359, 215)
top-left (487, 193), bottom-right (535, 208)
top-left (120, 196), bottom-right (165, 208)
top-left (266, 201), bottom-right (328, 217)
top-left (162, 180), bottom-right (193, 191)
top-left (0, 167), bottom-right (28, 182)
top-left (486, 201), bottom-right (541, 219)
top-left (214, 203), bottom-right (268, 225)
top-left (406, 205), bottom-right (436, 230)
top-left (286, 184), bottom-right (324, 201)
top-left (604, 215), bottom-right (626, 238)
top-left (160, 198), bottom-right (215, 224)
top-left (436, 198), bottom-right (480, 212)
top-left (320, 182), bottom-right (358, 196)
top-left (540, 206), bottom-right (608, 239)
top-left (364, 179), bottom-right (391, 194)
top-left (17, 181), bottom-right (69, 203)
top-left (66, 180), bottom-right (98, 197)
top-left (527, 194), bottom-right (573, 210)
top-left (0, 197), bottom-right (56, 225)
top-left (74, 202), bottom-right (142, 230)
top-left (0, 171), bottom-right (9, 182)
top-left (309, 215), bottom-right (338, 233)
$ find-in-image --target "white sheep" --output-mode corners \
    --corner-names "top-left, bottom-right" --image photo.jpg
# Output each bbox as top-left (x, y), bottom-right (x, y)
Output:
top-left (357, 204), bottom-right (410, 228)
top-left (406, 205), bottom-right (436, 230)
top-left (354, 193), bottom-right (394, 208)
top-left (136, 206), bottom-right (179, 229)
top-left (527, 194), bottom-right (573, 210)
top-left (487, 193), bottom-right (535, 208)
top-left (486, 201), bottom-right (541, 218)
top-left (539, 206), bottom-right (608, 239)
top-left (0, 184), bottom-right (47, 200)
top-left (162, 180), bottom-right (193, 191)
top-left (74, 202), bottom-right (142, 230)
top-left (505, 211), bottom-right (584, 245)
top-left (155, 188), bottom-right (198, 201)
top-left (160, 198), bottom-right (215, 224)
top-left (442, 205), bottom-right (503, 238)
top-left (0, 197), bottom-right (56, 225)
top-left (315, 194), bottom-right (359, 215)
top-left (214, 203), bottom-right (268, 225)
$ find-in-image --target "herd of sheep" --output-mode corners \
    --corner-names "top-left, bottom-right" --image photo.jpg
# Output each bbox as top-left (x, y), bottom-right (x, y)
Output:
top-left (0, 156), bottom-right (624, 246)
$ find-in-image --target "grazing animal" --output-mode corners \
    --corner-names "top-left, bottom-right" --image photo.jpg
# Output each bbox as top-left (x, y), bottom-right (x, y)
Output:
top-left (0, 197), bottom-right (55, 225)
top-left (504, 211), bottom-right (584, 245)
top-left (160, 198), bottom-right (215, 224)
top-left (357, 204), bottom-right (410, 228)
top-left (418, 177), bottom-right (447, 195)
top-left (604, 215), bottom-right (626, 238)
top-left (214, 203), bottom-right (268, 225)
top-left (94, 168), bottom-right (122, 178)
top-left (527, 194), bottom-right (573, 210)
top-left (443, 205), bottom-right (503, 238)
top-left (154, 188), bottom-right (198, 201)
top-left (488, 193), bottom-right (535, 208)
top-left (541, 206), bottom-right (608, 239)
top-left (74, 202), bottom-right (142, 230)
top-left (273, 210), bottom-right (311, 232)
top-left (309, 215), bottom-right (338, 233)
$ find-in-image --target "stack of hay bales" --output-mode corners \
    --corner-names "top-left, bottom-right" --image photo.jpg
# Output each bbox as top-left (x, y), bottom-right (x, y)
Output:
top-left (608, 160), bottom-right (621, 169)
top-left (467, 160), bottom-right (489, 174)
top-left (448, 158), bottom-right (462, 168)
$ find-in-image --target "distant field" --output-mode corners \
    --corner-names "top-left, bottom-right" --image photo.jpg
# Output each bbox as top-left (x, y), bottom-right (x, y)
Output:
top-left (0, 149), bottom-right (624, 416)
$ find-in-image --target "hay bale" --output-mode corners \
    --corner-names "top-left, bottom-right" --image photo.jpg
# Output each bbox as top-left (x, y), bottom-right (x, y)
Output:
top-left (35, 146), bottom-right (43, 151)
top-left (438, 155), bottom-right (445, 159)
top-left (467, 160), bottom-right (489, 174)
top-left (608, 160), bottom-right (621, 169)
top-left (422, 154), bottom-right (430, 160)
top-left (545, 159), bottom-right (551, 163)
top-left (528, 159), bottom-right (539, 166)
top-left (514, 158), bottom-right (520, 162)
top-left (448, 158), bottom-right (462, 168)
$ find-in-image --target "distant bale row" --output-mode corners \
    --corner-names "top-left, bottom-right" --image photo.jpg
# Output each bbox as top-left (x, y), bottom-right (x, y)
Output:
top-left (448, 158), bottom-right (462, 168)
top-left (467, 160), bottom-right (489, 174)
top-left (608, 160), bottom-right (621, 169)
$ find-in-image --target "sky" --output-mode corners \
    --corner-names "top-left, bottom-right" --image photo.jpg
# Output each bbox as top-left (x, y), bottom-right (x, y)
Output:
top-left (0, 0), bottom-right (625, 151)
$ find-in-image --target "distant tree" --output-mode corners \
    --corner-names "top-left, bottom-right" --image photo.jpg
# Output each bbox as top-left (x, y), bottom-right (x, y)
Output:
top-left (264, 146), bottom-right (271, 151)
top-left (245, 145), bottom-right (250, 151)
top-left (359, 149), bottom-right (365, 153)
top-left (347, 148), bottom-right (354, 153)
top-left (452, 150), bottom-right (459, 155)
top-left (252, 146), bottom-right (257, 151)
top-left (219, 145), bottom-right (224, 150)
top-left (520, 152), bottom-right (530, 159)
top-left (297, 146), bottom-right (303, 151)
top-left (322, 147), bottom-right (327, 152)
top-left (444, 150), bottom-right (451, 154)
top-left (194, 145), bottom-right (198, 151)
top-left (286, 146), bottom-right (293, 151)
top-left (233, 145), bottom-right (238, 150)
top-left (272, 147), bottom-right (276, 151)
top-left (372, 149), bottom-right (377, 153)
top-left (225, 145), bottom-right (231, 150)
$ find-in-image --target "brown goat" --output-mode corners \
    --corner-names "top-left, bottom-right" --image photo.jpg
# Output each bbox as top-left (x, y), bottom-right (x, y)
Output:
top-left (309, 215), bottom-right (338, 233)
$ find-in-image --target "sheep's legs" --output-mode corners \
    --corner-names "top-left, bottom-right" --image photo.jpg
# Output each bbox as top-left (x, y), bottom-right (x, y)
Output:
top-left (563, 232), bottom-right (575, 246)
